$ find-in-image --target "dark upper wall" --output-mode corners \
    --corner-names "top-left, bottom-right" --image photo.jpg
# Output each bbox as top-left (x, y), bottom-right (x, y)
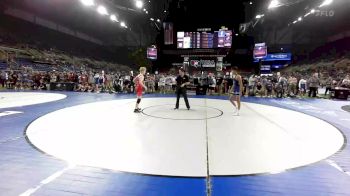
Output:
top-left (247, 0), bottom-right (350, 54)
top-left (0, 14), bottom-right (133, 65)
top-left (0, 0), bottom-right (159, 47)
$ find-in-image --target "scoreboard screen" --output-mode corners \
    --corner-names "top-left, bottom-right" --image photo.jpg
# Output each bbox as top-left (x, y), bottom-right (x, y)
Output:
top-left (177, 29), bottom-right (232, 49)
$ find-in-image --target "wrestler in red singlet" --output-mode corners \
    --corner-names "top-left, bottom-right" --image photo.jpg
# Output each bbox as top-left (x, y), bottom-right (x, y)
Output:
top-left (135, 75), bottom-right (143, 97)
top-left (133, 67), bottom-right (147, 113)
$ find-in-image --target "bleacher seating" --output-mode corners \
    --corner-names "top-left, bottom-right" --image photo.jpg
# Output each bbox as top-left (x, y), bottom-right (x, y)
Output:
top-left (0, 62), bottom-right (7, 70)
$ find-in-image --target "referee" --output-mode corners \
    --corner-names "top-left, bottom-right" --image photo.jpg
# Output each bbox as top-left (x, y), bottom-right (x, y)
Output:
top-left (175, 68), bottom-right (191, 110)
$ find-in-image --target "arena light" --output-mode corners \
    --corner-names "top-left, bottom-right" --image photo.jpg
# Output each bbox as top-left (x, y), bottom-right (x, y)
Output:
top-left (135, 0), bottom-right (143, 9)
top-left (268, 0), bottom-right (281, 9)
top-left (293, 20), bottom-right (297, 24)
top-left (298, 17), bottom-right (302, 21)
top-left (143, 8), bottom-right (146, 11)
top-left (311, 9), bottom-right (315, 13)
top-left (150, 18), bottom-right (154, 21)
top-left (319, 0), bottom-right (333, 7)
top-left (156, 19), bottom-right (160, 23)
top-left (145, 11), bottom-right (148, 14)
top-left (120, 22), bottom-right (126, 27)
top-left (256, 14), bottom-right (264, 19)
top-left (80, 0), bottom-right (94, 6)
top-left (110, 15), bottom-right (118, 22)
top-left (97, 5), bottom-right (108, 15)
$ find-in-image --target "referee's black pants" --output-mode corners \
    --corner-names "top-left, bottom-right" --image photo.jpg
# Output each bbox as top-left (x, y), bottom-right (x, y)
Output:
top-left (309, 87), bottom-right (317, 97)
top-left (175, 87), bottom-right (190, 109)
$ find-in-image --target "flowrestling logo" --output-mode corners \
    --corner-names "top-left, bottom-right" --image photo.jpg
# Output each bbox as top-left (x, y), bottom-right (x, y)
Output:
top-left (201, 60), bottom-right (216, 68)
top-left (190, 60), bottom-right (216, 68)
top-left (270, 54), bottom-right (288, 59)
top-left (315, 9), bottom-right (335, 17)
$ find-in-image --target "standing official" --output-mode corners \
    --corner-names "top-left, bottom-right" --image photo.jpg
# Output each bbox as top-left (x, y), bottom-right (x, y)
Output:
top-left (175, 68), bottom-right (191, 110)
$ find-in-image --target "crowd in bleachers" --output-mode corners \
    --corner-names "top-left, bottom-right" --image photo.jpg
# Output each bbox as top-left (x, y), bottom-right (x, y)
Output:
top-left (1, 55), bottom-right (350, 98)
top-left (0, 63), bottom-right (136, 93)
top-left (0, 37), bottom-right (133, 93)
top-left (243, 54), bottom-right (350, 98)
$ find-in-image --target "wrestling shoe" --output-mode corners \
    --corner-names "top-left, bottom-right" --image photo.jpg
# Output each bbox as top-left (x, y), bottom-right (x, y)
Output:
top-left (134, 109), bottom-right (140, 113)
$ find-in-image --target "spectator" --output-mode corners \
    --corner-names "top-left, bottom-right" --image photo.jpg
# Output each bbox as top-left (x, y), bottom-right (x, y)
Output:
top-left (88, 72), bottom-right (94, 86)
top-left (255, 82), bottom-right (263, 97)
top-left (149, 75), bottom-right (156, 93)
top-left (298, 77), bottom-right (307, 97)
top-left (208, 74), bottom-right (216, 95)
top-left (99, 70), bottom-right (105, 92)
top-left (165, 75), bottom-right (173, 92)
top-left (265, 79), bottom-right (273, 97)
top-left (308, 73), bottom-right (319, 97)
top-left (341, 75), bottom-right (350, 88)
top-left (158, 75), bottom-right (166, 94)
top-left (242, 77), bottom-right (248, 96)
top-left (325, 76), bottom-right (333, 96)
top-left (248, 74), bottom-right (256, 96)
top-left (0, 70), bottom-right (5, 87)
top-left (94, 72), bottom-right (100, 92)
top-left (50, 72), bottom-right (57, 83)
top-left (216, 76), bottom-right (224, 95)
top-left (288, 76), bottom-right (298, 96)
top-left (276, 73), bottom-right (287, 98)
top-left (261, 76), bottom-right (268, 97)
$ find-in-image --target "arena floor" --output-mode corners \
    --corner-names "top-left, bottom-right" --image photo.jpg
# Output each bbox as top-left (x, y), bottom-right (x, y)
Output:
top-left (0, 91), bottom-right (350, 196)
